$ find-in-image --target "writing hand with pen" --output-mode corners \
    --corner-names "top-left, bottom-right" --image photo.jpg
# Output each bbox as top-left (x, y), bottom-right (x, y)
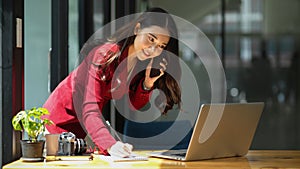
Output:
top-left (107, 141), bottom-right (133, 158)
top-left (106, 121), bottom-right (133, 158)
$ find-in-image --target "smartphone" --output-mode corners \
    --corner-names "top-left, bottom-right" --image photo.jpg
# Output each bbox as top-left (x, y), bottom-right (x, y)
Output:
top-left (150, 57), bottom-right (165, 77)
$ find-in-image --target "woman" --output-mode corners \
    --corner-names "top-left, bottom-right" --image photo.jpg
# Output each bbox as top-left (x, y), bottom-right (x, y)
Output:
top-left (43, 7), bottom-right (181, 157)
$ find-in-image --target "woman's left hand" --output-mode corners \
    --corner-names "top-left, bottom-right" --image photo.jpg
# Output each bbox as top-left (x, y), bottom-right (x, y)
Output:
top-left (143, 58), bottom-right (167, 89)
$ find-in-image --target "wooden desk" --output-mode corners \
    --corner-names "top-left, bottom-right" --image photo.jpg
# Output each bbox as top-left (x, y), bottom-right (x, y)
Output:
top-left (3, 150), bottom-right (300, 169)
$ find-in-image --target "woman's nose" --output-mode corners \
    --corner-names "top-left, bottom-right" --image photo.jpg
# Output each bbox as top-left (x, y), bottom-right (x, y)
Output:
top-left (147, 44), bottom-right (159, 55)
top-left (149, 45), bottom-right (156, 53)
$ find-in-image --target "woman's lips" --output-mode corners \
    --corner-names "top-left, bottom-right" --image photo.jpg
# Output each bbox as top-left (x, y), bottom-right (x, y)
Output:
top-left (142, 49), bottom-right (151, 57)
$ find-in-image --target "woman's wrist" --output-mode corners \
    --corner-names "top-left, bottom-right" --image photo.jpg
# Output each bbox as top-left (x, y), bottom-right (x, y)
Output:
top-left (143, 80), bottom-right (152, 91)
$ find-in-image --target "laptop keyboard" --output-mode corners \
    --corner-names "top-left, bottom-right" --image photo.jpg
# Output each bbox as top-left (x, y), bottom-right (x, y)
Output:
top-left (162, 151), bottom-right (186, 157)
top-left (174, 153), bottom-right (186, 157)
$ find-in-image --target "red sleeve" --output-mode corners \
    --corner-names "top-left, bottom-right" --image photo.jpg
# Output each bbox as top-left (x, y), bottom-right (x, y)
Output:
top-left (129, 78), bottom-right (153, 111)
top-left (80, 44), bottom-right (119, 154)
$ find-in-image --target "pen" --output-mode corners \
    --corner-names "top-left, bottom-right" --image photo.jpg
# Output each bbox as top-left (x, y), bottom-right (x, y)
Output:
top-left (106, 120), bottom-right (122, 141)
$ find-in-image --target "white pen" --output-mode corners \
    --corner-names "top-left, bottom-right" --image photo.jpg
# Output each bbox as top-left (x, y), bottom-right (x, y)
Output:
top-left (106, 120), bottom-right (122, 141)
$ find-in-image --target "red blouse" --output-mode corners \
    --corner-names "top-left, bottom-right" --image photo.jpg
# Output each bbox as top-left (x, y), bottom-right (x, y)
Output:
top-left (43, 43), bottom-right (152, 154)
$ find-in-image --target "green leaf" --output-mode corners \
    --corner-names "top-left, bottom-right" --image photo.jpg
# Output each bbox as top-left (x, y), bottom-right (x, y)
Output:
top-left (12, 111), bottom-right (27, 131)
top-left (11, 107), bottom-right (53, 142)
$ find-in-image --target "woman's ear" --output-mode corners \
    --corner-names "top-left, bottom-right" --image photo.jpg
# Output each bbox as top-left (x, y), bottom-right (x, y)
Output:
top-left (134, 23), bottom-right (141, 35)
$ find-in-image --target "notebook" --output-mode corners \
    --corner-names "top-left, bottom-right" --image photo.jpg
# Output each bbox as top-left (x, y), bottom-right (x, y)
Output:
top-left (150, 102), bottom-right (264, 161)
top-left (94, 153), bottom-right (148, 162)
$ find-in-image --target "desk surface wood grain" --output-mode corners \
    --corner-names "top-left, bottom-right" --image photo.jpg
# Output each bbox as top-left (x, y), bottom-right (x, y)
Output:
top-left (3, 150), bottom-right (300, 169)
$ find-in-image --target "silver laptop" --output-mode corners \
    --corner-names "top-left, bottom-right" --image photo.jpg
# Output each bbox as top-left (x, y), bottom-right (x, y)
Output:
top-left (150, 102), bottom-right (264, 161)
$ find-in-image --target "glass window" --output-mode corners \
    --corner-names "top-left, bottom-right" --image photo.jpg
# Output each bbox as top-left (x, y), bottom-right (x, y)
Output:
top-left (24, 0), bottom-right (51, 108)
top-left (148, 0), bottom-right (300, 149)
top-left (68, 0), bottom-right (79, 72)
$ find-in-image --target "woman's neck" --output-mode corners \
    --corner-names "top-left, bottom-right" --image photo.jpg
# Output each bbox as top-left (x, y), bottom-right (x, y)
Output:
top-left (127, 45), bottom-right (138, 72)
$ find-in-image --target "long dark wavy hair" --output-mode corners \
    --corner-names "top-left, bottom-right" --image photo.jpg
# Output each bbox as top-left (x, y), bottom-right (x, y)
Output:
top-left (82, 7), bottom-right (181, 114)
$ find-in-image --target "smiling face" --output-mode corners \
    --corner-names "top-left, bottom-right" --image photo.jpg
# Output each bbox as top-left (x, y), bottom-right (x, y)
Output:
top-left (131, 23), bottom-right (170, 61)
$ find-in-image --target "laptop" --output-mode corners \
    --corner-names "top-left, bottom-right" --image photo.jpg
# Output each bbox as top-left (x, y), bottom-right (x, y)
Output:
top-left (149, 102), bottom-right (264, 161)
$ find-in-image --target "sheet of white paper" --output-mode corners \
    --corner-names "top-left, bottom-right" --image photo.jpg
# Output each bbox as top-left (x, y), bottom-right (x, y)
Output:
top-left (95, 154), bottom-right (148, 162)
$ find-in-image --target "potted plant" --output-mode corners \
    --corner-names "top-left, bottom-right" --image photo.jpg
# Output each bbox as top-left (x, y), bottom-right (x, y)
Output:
top-left (12, 107), bottom-right (53, 161)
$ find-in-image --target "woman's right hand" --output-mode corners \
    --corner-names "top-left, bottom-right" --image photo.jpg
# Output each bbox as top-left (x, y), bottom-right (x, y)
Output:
top-left (107, 141), bottom-right (133, 157)
top-left (144, 58), bottom-right (167, 89)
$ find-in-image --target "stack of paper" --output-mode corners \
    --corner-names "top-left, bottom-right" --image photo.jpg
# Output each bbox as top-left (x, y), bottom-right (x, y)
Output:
top-left (94, 154), bottom-right (148, 162)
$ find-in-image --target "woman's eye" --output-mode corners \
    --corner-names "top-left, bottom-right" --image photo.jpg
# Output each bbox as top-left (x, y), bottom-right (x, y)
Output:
top-left (159, 45), bottom-right (166, 49)
top-left (148, 35), bottom-right (155, 42)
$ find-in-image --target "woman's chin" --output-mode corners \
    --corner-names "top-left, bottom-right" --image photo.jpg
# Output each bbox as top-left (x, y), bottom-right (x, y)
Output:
top-left (137, 55), bottom-right (150, 61)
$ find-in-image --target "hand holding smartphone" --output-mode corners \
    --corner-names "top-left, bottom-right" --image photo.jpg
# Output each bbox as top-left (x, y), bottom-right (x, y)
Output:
top-left (150, 57), bottom-right (167, 78)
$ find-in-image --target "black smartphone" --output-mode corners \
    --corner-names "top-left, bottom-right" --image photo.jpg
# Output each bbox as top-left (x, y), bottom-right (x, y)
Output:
top-left (150, 57), bottom-right (164, 77)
